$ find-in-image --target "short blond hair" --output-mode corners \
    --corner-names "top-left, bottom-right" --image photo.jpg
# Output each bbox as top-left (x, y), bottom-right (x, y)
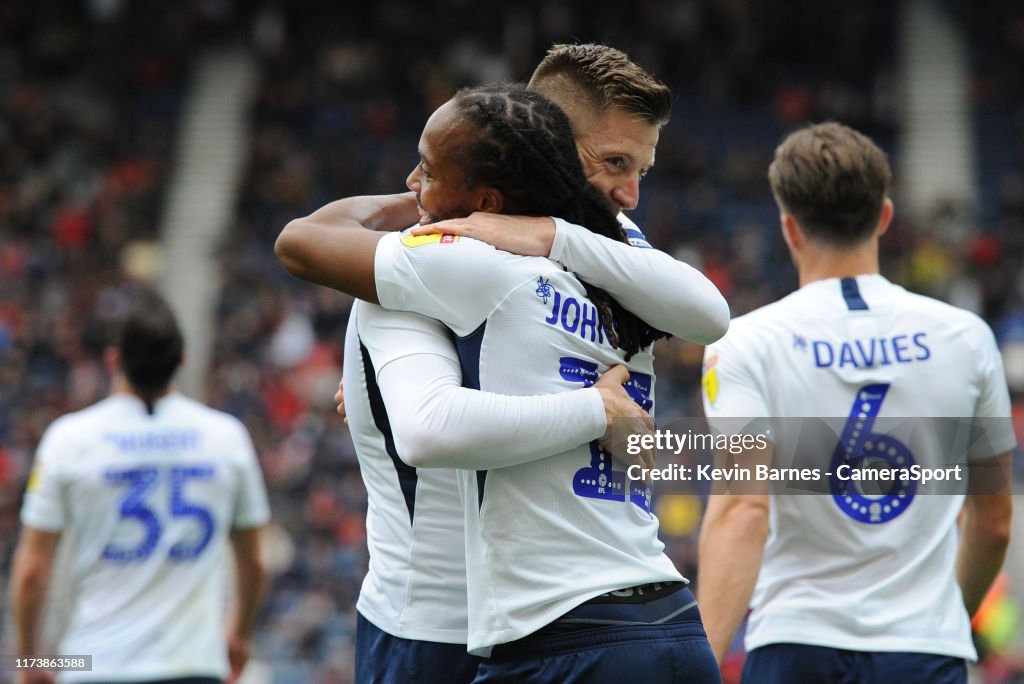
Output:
top-left (528, 43), bottom-right (671, 135)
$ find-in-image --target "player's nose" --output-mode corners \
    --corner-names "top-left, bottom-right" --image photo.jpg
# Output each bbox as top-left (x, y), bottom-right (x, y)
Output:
top-left (612, 175), bottom-right (640, 211)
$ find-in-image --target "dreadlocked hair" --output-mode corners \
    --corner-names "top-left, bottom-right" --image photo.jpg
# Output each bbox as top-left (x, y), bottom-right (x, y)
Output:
top-left (452, 83), bottom-right (667, 358)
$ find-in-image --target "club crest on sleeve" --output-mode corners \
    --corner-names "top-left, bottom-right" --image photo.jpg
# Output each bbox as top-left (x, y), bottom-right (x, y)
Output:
top-left (702, 353), bottom-right (719, 405)
top-left (26, 463), bottom-right (43, 493)
top-left (401, 233), bottom-right (461, 248)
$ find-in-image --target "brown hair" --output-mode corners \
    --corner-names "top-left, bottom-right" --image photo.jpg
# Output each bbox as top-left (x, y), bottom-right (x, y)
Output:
top-left (768, 121), bottom-right (892, 247)
top-left (528, 43), bottom-right (672, 135)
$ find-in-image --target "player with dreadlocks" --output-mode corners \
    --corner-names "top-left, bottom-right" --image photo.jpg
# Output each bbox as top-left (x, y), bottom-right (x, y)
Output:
top-left (448, 83), bottom-right (663, 358)
top-left (276, 82), bottom-right (721, 683)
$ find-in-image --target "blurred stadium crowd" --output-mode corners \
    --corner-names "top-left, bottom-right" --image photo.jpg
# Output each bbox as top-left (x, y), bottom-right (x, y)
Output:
top-left (0, 1), bottom-right (1023, 682)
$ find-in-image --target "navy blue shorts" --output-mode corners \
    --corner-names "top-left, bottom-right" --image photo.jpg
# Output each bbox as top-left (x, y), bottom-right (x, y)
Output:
top-left (741, 643), bottom-right (967, 684)
top-left (474, 583), bottom-right (721, 683)
top-left (355, 611), bottom-right (481, 684)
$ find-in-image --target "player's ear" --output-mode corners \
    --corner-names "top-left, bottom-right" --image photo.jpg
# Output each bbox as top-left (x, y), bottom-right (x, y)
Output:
top-left (876, 198), bottom-right (894, 237)
top-left (103, 347), bottom-right (120, 374)
top-left (780, 212), bottom-right (803, 251)
top-left (475, 187), bottom-right (503, 214)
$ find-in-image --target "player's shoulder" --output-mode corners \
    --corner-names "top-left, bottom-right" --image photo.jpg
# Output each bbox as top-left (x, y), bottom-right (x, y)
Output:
top-left (891, 285), bottom-right (997, 346)
top-left (899, 287), bottom-right (987, 324)
top-left (395, 231), bottom-right (475, 251)
top-left (389, 230), bottom-right (559, 276)
top-left (42, 395), bottom-right (126, 440)
top-left (355, 296), bottom-right (448, 336)
top-left (162, 393), bottom-right (252, 441)
top-left (34, 398), bottom-right (137, 465)
top-left (392, 230), bottom-right (516, 258)
top-left (710, 295), bottom-right (799, 350)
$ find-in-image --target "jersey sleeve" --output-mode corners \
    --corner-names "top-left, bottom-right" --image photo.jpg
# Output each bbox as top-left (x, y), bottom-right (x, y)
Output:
top-left (968, 323), bottom-right (1017, 460)
top-left (548, 217), bottom-right (730, 344)
top-left (374, 231), bottom-right (542, 337)
top-left (19, 419), bottom-right (71, 532)
top-left (229, 420), bottom-right (271, 529)
top-left (702, 327), bottom-right (772, 438)
top-left (361, 306), bottom-right (607, 469)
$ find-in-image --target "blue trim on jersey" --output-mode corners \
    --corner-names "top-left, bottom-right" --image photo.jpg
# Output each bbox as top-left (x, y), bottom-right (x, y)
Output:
top-left (455, 322), bottom-right (485, 390)
top-left (455, 322), bottom-right (487, 508)
top-left (840, 277), bottom-right (869, 310)
top-left (624, 227), bottom-right (652, 249)
top-left (360, 341), bottom-right (418, 524)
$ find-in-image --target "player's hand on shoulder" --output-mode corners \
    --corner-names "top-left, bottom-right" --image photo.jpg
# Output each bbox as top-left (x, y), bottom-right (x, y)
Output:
top-left (411, 213), bottom-right (556, 257)
top-left (594, 365), bottom-right (655, 478)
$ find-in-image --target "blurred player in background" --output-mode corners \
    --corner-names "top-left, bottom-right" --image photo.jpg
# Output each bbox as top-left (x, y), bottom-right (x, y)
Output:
top-left (10, 289), bottom-right (270, 684)
top-left (301, 44), bottom-right (728, 684)
top-left (697, 121), bottom-right (1015, 683)
top-left (277, 82), bottom-right (723, 683)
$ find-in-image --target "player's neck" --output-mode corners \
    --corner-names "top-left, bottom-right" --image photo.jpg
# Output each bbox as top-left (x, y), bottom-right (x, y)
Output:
top-left (797, 243), bottom-right (880, 288)
top-left (109, 373), bottom-right (172, 402)
top-left (110, 373), bottom-right (133, 395)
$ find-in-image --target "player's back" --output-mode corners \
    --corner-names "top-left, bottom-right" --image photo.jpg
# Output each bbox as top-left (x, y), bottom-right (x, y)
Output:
top-left (342, 299), bottom-right (471, 643)
top-left (22, 392), bottom-right (268, 681)
top-left (704, 274), bottom-right (1015, 657)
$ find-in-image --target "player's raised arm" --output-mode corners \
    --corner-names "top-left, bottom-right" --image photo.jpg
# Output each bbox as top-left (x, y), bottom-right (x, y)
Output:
top-left (415, 212), bottom-right (730, 344)
top-left (274, 192), bottom-right (419, 303)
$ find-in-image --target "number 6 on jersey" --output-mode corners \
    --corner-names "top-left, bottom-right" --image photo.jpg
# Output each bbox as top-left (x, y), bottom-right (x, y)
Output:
top-left (829, 384), bottom-right (917, 524)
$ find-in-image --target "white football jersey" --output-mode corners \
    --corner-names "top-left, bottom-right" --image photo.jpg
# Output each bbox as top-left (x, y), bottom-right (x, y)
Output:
top-left (344, 301), bottom-right (473, 643)
top-left (374, 231), bottom-right (682, 655)
top-left (702, 274), bottom-right (1016, 659)
top-left (20, 393), bottom-right (270, 682)
top-left (346, 300), bottom-right (605, 643)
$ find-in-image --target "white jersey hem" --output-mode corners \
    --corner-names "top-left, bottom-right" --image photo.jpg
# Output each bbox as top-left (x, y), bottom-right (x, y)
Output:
top-left (356, 603), bottom-right (468, 645)
top-left (466, 570), bottom-right (684, 655)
